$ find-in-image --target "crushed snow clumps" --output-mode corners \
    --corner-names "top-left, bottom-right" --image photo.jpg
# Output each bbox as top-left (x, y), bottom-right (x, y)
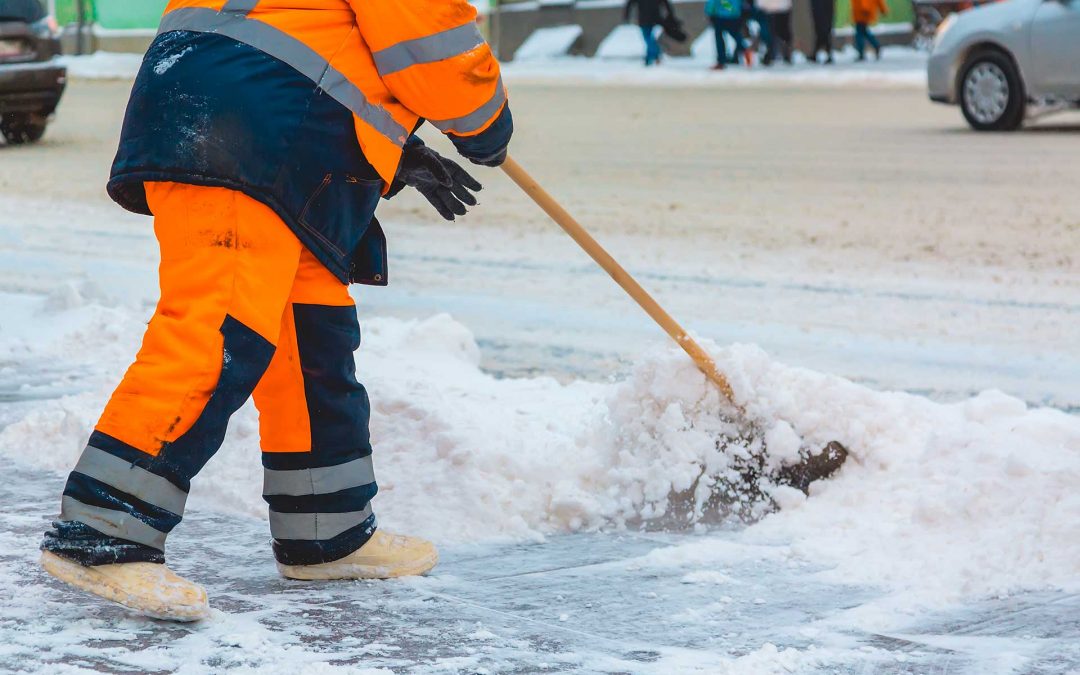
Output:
top-left (153, 45), bottom-right (194, 75)
top-left (0, 296), bottom-right (1077, 609)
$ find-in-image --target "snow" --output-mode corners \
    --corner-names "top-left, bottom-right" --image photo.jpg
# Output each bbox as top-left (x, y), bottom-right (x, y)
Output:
top-left (595, 24), bottom-right (651, 60)
top-left (57, 51), bottom-right (143, 80)
top-left (505, 46), bottom-right (928, 88)
top-left (2, 69), bottom-right (1077, 671)
top-left (513, 24), bottom-right (584, 61)
top-left (59, 46), bottom-right (928, 89)
top-left (2, 286), bottom-right (1077, 607)
top-left (152, 45), bottom-right (193, 75)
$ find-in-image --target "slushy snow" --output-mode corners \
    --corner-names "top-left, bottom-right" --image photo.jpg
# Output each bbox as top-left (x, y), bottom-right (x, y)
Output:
top-left (2, 289), bottom-right (1077, 611)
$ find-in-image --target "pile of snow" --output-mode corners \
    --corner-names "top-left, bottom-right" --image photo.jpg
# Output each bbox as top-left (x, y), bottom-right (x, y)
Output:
top-left (1, 291), bottom-right (1077, 607)
top-left (58, 51), bottom-right (142, 80)
top-left (595, 24), bottom-right (651, 60)
top-left (514, 24), bottom-right (583, 61)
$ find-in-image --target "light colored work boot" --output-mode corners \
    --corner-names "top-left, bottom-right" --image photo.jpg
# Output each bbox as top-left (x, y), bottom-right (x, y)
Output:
top-left (277, 531), bottom-right (438, 581)
top-left (40, 551), bottom-right (210, 622)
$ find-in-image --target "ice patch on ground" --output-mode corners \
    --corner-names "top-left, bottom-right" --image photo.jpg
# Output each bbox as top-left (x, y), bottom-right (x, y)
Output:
top-left (0, 292), bottom-right (1076, 611)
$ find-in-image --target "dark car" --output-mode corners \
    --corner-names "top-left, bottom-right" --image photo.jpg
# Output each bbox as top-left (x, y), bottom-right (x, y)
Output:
top-left (0, 0), bottom-right (66, 144)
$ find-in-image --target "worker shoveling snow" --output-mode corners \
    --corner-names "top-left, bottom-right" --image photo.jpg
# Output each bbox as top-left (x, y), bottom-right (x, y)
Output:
top-left (10, 0), bottom-right (1076, 637)
top-left (3, 301), bottom-right (1078, 608)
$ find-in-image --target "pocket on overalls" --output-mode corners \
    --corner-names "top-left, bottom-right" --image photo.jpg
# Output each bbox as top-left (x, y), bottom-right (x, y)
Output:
top-left (298, 173), bottom-right (383, 259)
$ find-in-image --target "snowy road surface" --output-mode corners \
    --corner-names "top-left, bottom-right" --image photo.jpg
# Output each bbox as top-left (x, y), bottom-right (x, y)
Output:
top-left (1, 66), bottom-right (1079, 673)
top-left (4, 467), bottom-right (1079, 674)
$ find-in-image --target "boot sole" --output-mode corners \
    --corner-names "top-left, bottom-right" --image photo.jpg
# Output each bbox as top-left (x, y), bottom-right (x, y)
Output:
top-left (39, 552), bottom-right (210, 622)
top-left (277, 549), bottom-right (439, 581)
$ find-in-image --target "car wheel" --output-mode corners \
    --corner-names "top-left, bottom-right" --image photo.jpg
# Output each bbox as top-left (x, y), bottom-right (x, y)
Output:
top-left (958, 50), bottom-right (1025, 131)
top-left (1, 114), bottom-right (48, 145)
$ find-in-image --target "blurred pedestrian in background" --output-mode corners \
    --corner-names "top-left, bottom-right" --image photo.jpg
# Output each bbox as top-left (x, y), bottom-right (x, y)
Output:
top-left (744, 0), bottom-right (772, 67)
top-left (625, 0), bottom-right (675, 66)
top-left (810, 0), bottom-right (835, 63)
top-left (759, 0), bottom-right (793, 66)
top-left (705, 0), bottom-right (745, 70)
top-left (851, 0), bottom-right (888, 61)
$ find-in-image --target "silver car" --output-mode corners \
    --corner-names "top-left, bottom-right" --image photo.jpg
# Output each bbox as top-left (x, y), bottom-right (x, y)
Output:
top-left (928, 0), bottom-right (1080, 130)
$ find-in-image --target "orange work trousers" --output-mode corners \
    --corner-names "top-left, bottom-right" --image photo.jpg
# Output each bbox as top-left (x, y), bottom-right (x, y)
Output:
top-left (47, 183), bottom-right (378, 567)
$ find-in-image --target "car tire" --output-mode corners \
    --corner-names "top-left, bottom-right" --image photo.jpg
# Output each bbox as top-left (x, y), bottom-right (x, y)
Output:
top-left (958, 50), bottom-right (1025, 132)
top-left (1, 113), bottom-right (48, 145)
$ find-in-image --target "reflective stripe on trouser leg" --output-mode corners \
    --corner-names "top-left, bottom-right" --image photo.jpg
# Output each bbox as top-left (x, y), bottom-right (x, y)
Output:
top-left (268, 505), bottom-right (374, 542)
top-left (42, 184), bottom-right (304, 565)
top-left (55, 444), bottom-right (190, 551)
top-left (254, 270), bottom-right (378, 565)
top-left (46, 313), bottom-right (277, 565)
top-left (262, 453), bottom-right (378, 566)
top-left (264, 456), bottom-right (375, 496)
top-left (258, 304), bottom-right (378, 565)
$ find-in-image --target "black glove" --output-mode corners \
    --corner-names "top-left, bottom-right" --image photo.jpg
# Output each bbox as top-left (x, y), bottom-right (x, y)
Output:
top-left (388, 141), bottom-right (482, 221)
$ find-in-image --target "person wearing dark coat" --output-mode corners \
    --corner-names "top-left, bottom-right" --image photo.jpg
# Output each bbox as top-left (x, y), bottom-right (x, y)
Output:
top-left (625, 0), bottom-right (675, 65)
top-left (810, 0), bottom-right (836, 63)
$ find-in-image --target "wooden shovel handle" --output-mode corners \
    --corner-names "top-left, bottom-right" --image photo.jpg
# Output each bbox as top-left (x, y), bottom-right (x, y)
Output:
top-left (500, 156), bottom-right (737, 405)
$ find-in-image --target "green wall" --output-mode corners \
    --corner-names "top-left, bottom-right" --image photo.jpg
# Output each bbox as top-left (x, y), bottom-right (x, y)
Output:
top-left (54, 0), bottom-right (90, 25)
top-left (56, 0), bottom-right (168, 29)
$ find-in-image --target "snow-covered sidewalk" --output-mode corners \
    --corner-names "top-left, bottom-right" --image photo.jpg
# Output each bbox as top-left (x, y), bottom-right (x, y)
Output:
top-left (504, 48), bottom-right (927, 89)
top-left (58, 47), bottom-right (928, 89)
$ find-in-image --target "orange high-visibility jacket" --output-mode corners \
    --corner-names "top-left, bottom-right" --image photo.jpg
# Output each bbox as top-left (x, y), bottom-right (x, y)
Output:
top-left (108, 0), bottom-right (511, 285)
top-left (160, 0), bottom-right (507, 185)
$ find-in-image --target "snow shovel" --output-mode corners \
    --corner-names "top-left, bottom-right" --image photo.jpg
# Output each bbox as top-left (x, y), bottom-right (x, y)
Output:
top-left (500, 156), bottom-right (848, 502)
top-left (500, 156), bottom-right (736, 404)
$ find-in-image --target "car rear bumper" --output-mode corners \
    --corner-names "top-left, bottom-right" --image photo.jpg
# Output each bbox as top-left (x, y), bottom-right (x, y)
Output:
top-left (0, 60), bottom-right (67, 114)
top-left (927, 51), bottom-right (956, 105)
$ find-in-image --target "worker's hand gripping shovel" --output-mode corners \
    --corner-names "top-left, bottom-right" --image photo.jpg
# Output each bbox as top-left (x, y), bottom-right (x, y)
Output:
top-left (500, 156), bottom-right (736, 405)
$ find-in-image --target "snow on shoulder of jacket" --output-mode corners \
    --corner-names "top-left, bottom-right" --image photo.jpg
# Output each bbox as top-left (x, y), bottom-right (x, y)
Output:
top-left (158, 0), bottom-right (507, 184)
top-left (109, 0), bottom-right (512, 285)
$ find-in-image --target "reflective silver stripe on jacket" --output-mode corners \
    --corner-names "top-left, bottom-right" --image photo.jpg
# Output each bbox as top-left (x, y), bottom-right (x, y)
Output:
top-left (72, 445), bottom-right (189, 516)
top-left (428, 76), bottom-right (506, 135)
top-left (60, 496), bottom-right (169, 550)
top-left (263, 456), bottom-right (375, 497)
top-left (158, 7), bottom-right (408, 146)
top-left (269, 504), bottom-right (374, 541)
top-left (221, 0), bottom-right (260, 14)
top-left (372, 23), bottom-right (485, 78)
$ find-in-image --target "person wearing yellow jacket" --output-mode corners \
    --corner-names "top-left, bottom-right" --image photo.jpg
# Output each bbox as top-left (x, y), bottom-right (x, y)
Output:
top-left (39, 0), bottom-right (513, 622)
